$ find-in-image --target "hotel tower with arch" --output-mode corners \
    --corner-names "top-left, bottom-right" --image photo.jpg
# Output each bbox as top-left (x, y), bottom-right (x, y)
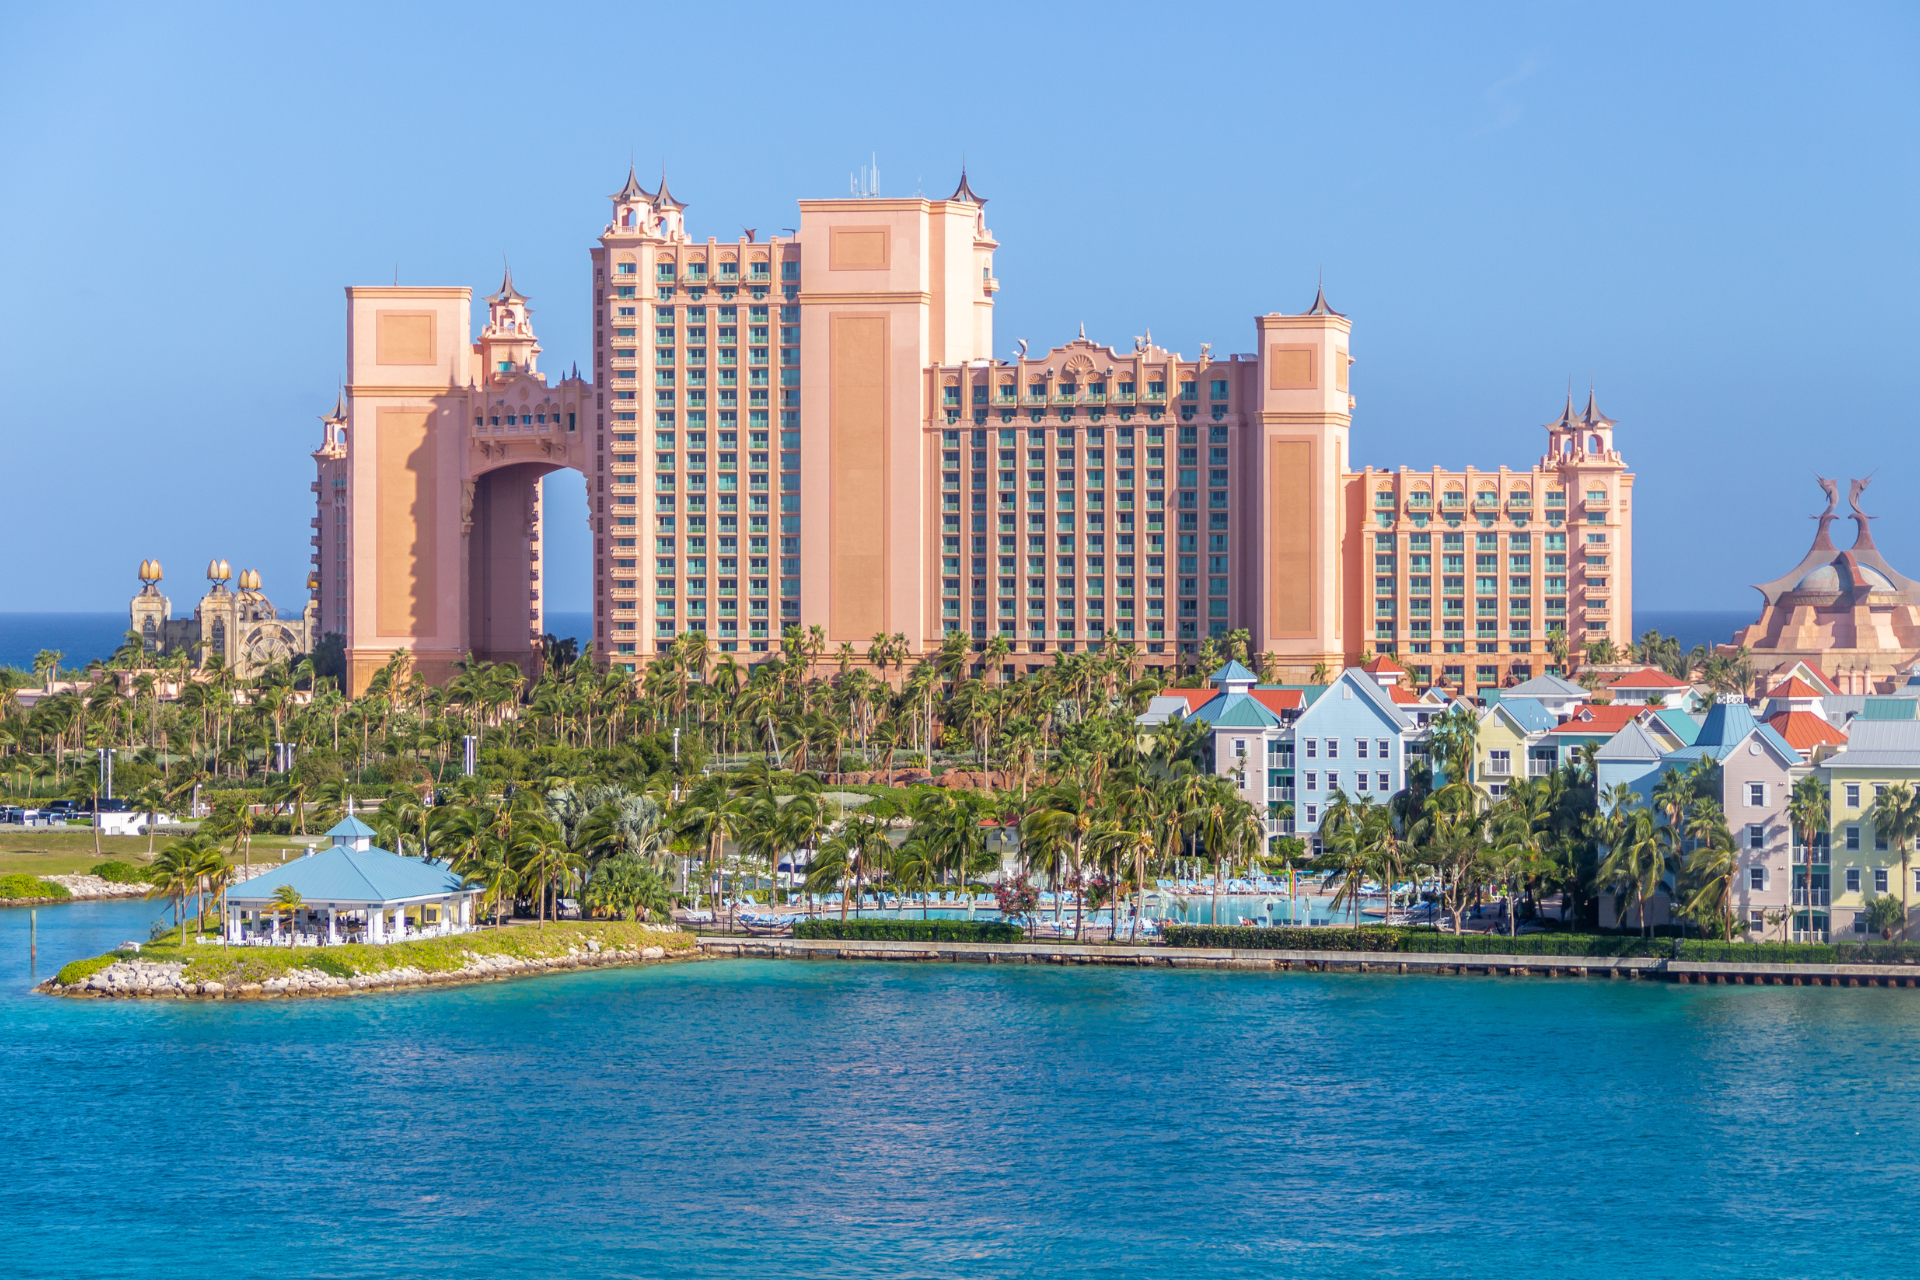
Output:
top-left (311, 168), bottom-right (1631, 696)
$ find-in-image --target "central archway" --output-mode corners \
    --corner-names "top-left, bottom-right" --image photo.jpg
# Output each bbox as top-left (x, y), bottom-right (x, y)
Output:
top-left (467, 461), bottom-right (562, 672)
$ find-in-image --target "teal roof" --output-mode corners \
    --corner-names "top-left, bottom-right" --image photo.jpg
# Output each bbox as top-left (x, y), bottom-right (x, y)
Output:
top-left (226, 846), bottom-right (471, 906)
top-left (324, 815), bottom-right (377, 840)
top-left (1664, 699), bottom-right (1800, 765)
top-left (1654, 707), bottom-right (1703, 745)
top-left (1209, 660), bottom-right (1258, 685)
top-left (1861, 697), bottom-right (1920, 721)
top-left (1187, 690), bottom-right (1281, 729)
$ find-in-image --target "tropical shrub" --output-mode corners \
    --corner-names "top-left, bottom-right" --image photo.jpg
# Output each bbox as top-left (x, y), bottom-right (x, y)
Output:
top-left (89, 861), bottom-right (146, 884)
top-left (1407, 932), bottom-right (1667, 958)
top-left (0, 874), bottom-right (70, 901)
top-left (793, 918), bottom-right (1022, 943)
top-left (54, 954), bottom-right (118, 986)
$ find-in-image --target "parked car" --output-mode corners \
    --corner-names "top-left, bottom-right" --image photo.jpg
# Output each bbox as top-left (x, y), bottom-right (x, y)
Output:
top-left (557, 898), bottom-right (582, 920)
top-left (0, 806), bottom-right (22, 824)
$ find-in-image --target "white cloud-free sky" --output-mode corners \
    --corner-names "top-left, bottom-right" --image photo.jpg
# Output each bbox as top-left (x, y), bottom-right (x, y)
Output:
top-left (2, 0), bottom-right (1915, 614)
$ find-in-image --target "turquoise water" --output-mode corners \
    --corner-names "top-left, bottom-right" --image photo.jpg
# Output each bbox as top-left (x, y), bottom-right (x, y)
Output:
top-left (5, 899), bottom-right (1918, 1278)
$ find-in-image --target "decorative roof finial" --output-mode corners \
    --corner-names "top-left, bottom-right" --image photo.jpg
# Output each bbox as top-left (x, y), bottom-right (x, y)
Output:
top-left (948, 166), bottom-right (986, 206)
top-left (1305, 268), bottom-right (1342, 317)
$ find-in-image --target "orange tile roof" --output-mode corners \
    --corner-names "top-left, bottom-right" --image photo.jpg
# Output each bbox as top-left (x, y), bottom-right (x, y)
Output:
top-left (1768, 711), bottom-right (1848, 750)
top-left (1606, 668), bottom-right (1691, 689)
top-left (1249, 688), bottom-right (1305, 714)
top-left (1546, 704), bottom-right (1643, 736)
top-left (1361, 655), bottom-right (1405, 674)
top-left (1768, 665), bottom-right (1840, 697)
top-left (1388, 687), bottom-right (1421, 704)
top-left (1159, 688), bottom-right (1215, 712)
top-left (1769, 677), bottom-right (1826, 700)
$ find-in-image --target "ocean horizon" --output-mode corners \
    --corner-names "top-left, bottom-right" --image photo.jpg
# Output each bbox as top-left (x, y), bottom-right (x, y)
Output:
top-left (0, 608), bottom-right (1751, 674)
top-left (0, 611), bottom-right (596, 675)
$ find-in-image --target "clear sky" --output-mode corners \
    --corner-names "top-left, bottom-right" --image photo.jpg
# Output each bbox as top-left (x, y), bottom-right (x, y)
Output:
top-left (2, 0), bottom-right (1915, 620)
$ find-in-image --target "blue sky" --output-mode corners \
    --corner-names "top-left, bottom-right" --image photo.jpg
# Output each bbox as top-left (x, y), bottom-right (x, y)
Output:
top-left (2, 0), bottom-right (1915, 619)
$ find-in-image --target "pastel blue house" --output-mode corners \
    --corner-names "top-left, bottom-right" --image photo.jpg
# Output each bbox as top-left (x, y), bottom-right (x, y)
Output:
top-left (1288, 668), bottom-right (1416, 840)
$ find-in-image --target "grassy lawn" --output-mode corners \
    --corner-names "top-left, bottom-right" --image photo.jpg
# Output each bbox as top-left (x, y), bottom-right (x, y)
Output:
top-left (0, 830), bottom-right (322, 878)
top-left (54, 920), bottom-right (697, 987)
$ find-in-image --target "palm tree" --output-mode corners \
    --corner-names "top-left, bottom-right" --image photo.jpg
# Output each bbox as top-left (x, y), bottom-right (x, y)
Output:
top-left (1680, 806), bottom-right (1739, 940)
top-left (1597, 803), bottom-right (1668, 938)
top-left (1788, 773), bottom-right (1830, 943)
top-left (272, 884), bottom-right (304, 945)
top-left (148, 839), bottom-right (208, 943)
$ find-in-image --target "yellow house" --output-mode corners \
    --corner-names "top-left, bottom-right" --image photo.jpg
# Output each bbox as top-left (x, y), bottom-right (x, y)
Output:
top-left (1817, 719), bottom-right (1920, 942)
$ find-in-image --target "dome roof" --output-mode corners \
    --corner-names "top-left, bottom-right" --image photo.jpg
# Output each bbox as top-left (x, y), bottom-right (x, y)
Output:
top-left (1794, 565), bottom-right (1840, 593)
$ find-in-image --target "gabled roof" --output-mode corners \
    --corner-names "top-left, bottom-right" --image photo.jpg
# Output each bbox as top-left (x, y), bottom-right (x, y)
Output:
top-left (1361, 655), bottom-right (1405, 675)
top-left (1768, 677), bottom-right (1827, 700)
top-left (1209, 660), bottom-right (1258, 684)
top-left (1606, 668), bottom-right (1691, 690)
top-left (226, 846), bottom-right (470, 906)
top-left (1766, 662), bottom-right (1840, 697)
top-left (1508, 674), bottom-right (1588, 700)
top-left (1494, 697), bottom-right (1558, 733)
top-left (1250, 688), bottom-right (1305, 715)
top-left (1596, 720), bottom-right (1667, 762)
top-left (1824, 720), bottom-right (1920, 769)
top-left (1652, 707), bottom-right (1703, 746)
top-left (1187, 690), bottom-right (1281, 730)
top-left (1769, 711), bottom-right (1849, 751)
top-left (1294, 669), bottom-right (1412, 732)
top-left (1547, 705), bottom-right (1644, 736)
top-left (324, 815), bottom-right (377, 840)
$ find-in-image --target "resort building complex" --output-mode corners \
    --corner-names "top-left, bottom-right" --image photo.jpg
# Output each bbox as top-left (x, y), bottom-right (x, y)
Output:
top-left (306, 167), bottom-right (1633, 695)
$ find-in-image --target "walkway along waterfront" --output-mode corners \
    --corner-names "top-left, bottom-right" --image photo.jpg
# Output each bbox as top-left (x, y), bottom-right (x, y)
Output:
top-left (696, 935), bottom-right (1920, 986)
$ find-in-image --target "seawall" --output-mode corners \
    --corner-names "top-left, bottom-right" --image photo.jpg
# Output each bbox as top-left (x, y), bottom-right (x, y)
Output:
top-left (696, 937), bottom-right (1920, 987)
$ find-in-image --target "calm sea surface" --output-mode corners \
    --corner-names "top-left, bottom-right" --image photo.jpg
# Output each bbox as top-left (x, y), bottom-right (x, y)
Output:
top-left (3, 899), bottom-right (1918, 1279)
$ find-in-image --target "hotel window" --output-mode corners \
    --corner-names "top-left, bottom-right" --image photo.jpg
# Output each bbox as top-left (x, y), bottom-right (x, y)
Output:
top-left (1877, 868), bottom-right (1890, 893)
top-left (1747, 782), bottom-right (1766, 807)
top-left (1303, 738), bottom-right (1317, 759)
top-left (1846, 784), bottom-right (1861, 808)
top-left (1326, 771), bottom-right (1339, 793)
top-left (1305, 804), bottom-right (1318, 826)
top-left (1750, 868), bottom-right (1766, 891)
top-left (1847, 868), bottom-right (1862, 893)
top-left (1377, 772), bottom-right (1390, 792)
top-left (1210, 379), bottom-right (1229, 402)
top-left (1847, 825), bottom-right (1860, 851)
top-left (1179, 380), bottom-right (1197, 401)
top-left (1304, 771), bottom-right (1318, 793)
top-left (1376, 739), bottom-right (1389, 758)
top-left (1748, 824), bottom-right (1765, 850)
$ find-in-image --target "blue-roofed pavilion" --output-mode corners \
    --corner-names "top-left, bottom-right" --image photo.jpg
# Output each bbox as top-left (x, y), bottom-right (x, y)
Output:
top-left (223, 815), bottom-right (480, 946)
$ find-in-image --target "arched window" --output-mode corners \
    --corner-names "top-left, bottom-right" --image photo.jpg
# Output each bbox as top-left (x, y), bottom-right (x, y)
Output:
top-left (1588, 433), bottom-right (1601, 454)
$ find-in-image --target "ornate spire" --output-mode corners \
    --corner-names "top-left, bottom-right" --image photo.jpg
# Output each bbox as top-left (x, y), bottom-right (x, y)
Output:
top-left (610, 163), bottom-right (651, 203)
top-left (1580, 383), bottom-right (1616, 428)
top-left (947, 167), bottom-right (986, 206)
top-left (493, 265), bottom-right (525, 303)
top-left (1304, 272), bottom-right (1343, 317)
top-left (1543, 385), bottom-right (1579, 431)
top-left (653, 169), bottom-right (686, 212)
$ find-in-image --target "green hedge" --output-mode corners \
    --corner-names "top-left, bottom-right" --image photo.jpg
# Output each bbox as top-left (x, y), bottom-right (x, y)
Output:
top-left (1834, 942), bottom-right (1920, 966)
top-left (1162, 925), bottom-right (1402, 952)
top-left (1405, 932), bottom-right (1669, 958)
top-left (0, 874), bottom-right (70, 901)
top-left (89, 861), bottom-right (146, 884)
top-left (793, 918), bottom-right (1023, 943)
top-left (1680, 940), bottom-right (1837, 964)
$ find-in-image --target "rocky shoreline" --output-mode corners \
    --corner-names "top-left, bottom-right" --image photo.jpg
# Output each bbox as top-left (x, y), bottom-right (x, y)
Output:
top-left (44, 874), bottom-right (153, 900)
top-left (40, 938), bottom-right (695, 1000)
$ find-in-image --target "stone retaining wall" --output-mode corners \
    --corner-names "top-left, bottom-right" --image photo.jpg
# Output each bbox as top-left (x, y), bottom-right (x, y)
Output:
top-left (697, 937), bottom-right (1920, 986)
